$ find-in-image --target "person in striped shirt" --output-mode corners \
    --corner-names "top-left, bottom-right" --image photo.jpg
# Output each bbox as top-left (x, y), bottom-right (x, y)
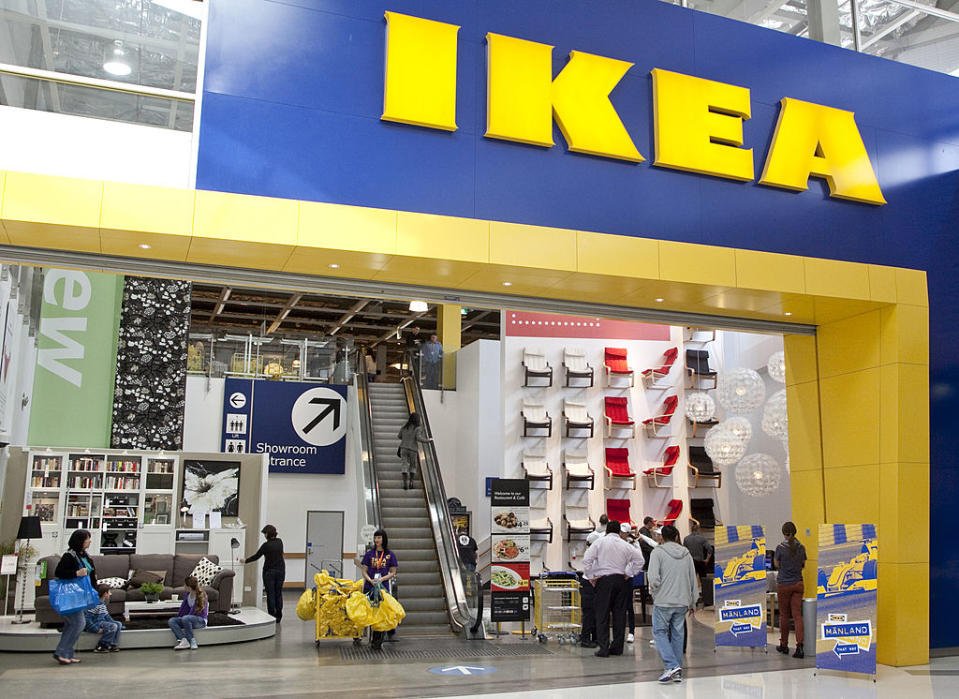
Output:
top-left (84, 584), bottom-right (122, 652)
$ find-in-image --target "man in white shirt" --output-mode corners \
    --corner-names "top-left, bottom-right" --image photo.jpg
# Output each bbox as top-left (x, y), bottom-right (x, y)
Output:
top-left (583, 520), bottom-right (646, 657)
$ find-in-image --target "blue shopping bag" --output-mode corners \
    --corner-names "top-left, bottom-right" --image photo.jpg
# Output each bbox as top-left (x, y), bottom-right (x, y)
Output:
top-left (48, 576), bottom-right (100, 616)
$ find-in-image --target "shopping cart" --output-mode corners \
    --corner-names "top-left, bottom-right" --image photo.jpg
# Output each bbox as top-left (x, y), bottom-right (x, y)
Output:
top-left (532, 573), bottom-right (582, 644)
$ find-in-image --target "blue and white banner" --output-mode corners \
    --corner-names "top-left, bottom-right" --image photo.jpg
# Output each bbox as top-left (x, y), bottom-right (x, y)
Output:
top-left (221, 378), bottom-right (348, 474)
top-left (816, 524), bottom-right (878, 676)
top-left (714, 525), bottom-right (767, 648)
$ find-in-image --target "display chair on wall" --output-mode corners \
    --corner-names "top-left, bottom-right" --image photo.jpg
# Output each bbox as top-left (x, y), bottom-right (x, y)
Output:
top-left (523, 347), bottom-right (553, 387)
top-left (604, 397), bottom-right (636, 438)
top-left (604, 447), bottom-right (636, 489)
top-left (563, 347), bottom-right (594, 387)
top-left (605, 498), bottom-right (632, 526)
top-left (686, 349), bottom-right (718, 389)
top-left (603, 347), bottom-right (635, 387)
top-left (656, 499), bottom-right (684, 526)
top-left (530, 517), bottom-right (554, 544)
top-left (642, 395), bottom-right (678, 438)
top-left (522, 455), bottom-right (554, 490)
top-left (688, 415), bottom-right (720, 437)
top-left (683, 327), bottom-right (716, 344)
top-left (689, 498), bottom-right (721, 531)
top-left (563, 400), bottom-right (594, 438)
top-left (565, 515), bottom-right (596, 540)
top-left (522, 403), bottom-right (552, 437)
top-left (641, 347), bottom-right (679, 388)
top-left (688, 446), bottom-right (722, 488)
top-left (643, 444), bottom-right (681, 488)
top-left (563, 454), bottom-right (595, 490)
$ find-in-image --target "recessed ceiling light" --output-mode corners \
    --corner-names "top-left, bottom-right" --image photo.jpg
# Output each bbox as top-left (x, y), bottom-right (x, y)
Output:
top-left (328, 263), bottom-right (340, 269)
top-left (654, 297), bottom-right (664, 303)
top-left (784, 312), bottom-right (793, 316)
top-left (138, 243), bottom-right (151, 250)
top-left (502, 281), bottom-right (513, 287)
top-left (409, 300), bottom-right (428, 312)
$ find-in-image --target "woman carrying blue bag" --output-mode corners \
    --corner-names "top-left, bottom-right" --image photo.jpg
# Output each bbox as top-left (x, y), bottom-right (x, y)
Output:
top-left (52, 529), bottom-right (98, 665)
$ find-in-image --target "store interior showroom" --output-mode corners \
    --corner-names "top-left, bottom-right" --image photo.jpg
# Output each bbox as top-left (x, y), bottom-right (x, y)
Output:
top-left (0, 0), bottom-right (956, 697)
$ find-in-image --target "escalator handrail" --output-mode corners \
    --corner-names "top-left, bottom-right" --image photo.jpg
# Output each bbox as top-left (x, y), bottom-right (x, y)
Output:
top-left (400, 370), bottom-right (477, 634)
top-left (355, 350), bottom-right (382, 532)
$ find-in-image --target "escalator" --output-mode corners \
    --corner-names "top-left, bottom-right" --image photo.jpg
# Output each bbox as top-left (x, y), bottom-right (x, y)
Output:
top-left (358, 364), bottom-right (482, 637)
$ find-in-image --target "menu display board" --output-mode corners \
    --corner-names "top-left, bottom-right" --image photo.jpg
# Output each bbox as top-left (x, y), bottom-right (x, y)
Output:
top-left (490, 479), bottom-right (531, 622)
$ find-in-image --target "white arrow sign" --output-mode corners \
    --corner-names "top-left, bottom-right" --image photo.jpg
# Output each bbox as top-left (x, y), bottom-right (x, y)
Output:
top-left (229, 392), bottom-right (247, 409)
top-left (439, 666), bottom-right (487, 675)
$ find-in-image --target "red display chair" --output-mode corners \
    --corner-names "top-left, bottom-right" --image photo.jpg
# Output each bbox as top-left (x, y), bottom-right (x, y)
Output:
top-left (604, 347), bottom-right (635, 387)
top-left (643, 444), bottom-right (680, 488)
top-left (656, 499), bottom-right (683, 526)
top-left (642, 395), bottom-right (678, 438)
top-left (641, 347), bottom-right (679, 388)
top-left (604, 397), bottom-right (636, 438)
top-left (605, 447), bottom-right (636, 489)
top-left (606, 498), bottom-right (632, 526)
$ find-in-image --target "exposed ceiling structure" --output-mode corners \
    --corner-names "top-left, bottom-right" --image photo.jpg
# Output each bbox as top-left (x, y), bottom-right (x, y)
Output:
top-left (188, 283), bottom-right (501, 350)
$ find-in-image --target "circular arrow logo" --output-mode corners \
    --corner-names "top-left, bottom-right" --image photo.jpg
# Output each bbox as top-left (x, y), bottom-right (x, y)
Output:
top-left (291, 387), bottom-right (347, 447)
top-left (229, 392), bottom-right (247, 409)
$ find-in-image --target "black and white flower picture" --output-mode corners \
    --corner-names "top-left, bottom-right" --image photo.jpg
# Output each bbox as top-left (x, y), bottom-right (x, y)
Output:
top-left (182, 460), bottom-right (241, 516)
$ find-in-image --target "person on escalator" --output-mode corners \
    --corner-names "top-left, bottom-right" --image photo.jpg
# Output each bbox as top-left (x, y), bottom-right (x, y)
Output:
top-left (456, 528), bottom-right (478, 571)
top-left (397, 412), bottom-right (432, 490)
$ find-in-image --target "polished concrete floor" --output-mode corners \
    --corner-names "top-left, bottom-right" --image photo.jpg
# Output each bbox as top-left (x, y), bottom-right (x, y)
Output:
top-left (0, 592), bottom-right (952, 698)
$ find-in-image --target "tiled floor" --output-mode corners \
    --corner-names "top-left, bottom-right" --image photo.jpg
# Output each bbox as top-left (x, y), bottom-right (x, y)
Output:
top-left (0, 594), bottom-right (953, 698)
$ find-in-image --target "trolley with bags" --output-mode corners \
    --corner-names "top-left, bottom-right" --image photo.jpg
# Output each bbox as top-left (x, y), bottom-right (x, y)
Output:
top-left (296, 570), bottom-right (405, 646)
top-left (532, 572), bottom-right (582, 644)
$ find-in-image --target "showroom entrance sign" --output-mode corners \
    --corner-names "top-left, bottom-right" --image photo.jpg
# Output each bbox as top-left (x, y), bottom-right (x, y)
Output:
top-left (221, 378), bottom-right (348, 474)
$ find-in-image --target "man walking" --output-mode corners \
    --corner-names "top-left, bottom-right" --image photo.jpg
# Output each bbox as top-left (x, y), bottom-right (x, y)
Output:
top-left (583, 520), bottom-right (645, 657)
top-left (648, 524), bottom-right (698, 683)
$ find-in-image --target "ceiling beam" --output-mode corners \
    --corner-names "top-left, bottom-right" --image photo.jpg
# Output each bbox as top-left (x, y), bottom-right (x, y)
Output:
top-left (211, 287), bottom-right (231, 319)
top-left (372, 310), bottom-right (430, 347)
top-left (329, 299), bottom-right (369, 336)
top-left (266, 293), bottom-right (303, 334)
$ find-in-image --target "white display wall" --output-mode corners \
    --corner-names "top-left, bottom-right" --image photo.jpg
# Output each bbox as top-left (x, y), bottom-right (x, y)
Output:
top-left (501, 315), bottom-right (690, 574)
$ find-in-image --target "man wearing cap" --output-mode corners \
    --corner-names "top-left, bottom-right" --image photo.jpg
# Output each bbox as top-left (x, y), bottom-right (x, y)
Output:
top-left (583, 520), bottom-right (646, 657)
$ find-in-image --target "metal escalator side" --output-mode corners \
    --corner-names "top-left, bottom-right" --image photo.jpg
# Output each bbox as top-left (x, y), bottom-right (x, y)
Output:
top-left (401, 373), bottom-right (484, 638)
top-left (355, 362), bottom-right (382, 536)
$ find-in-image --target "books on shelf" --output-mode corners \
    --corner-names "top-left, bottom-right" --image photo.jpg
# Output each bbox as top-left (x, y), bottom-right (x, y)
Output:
top-left (69, 474), bottom-right (102, 489)
top-left (69, 457), bottom-right (102, 471)
top-left (32, 457), bottom-right (62, 471)
top-left (106, 460), bottom-right (140, 473)
top-left (104, 475), bottom-right (140, 490)
top-left (31, 475), bottom-right (61, 488)
top-left (148, 460), bottom-right (175, 474)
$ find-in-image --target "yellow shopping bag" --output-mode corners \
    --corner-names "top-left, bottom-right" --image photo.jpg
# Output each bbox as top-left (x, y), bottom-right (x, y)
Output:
top-left (370, 590), bottom-right (406, 631)
top-left (345, 591), bottom-right (374, 627)
top-left (296, 588), bottom-right (316, 621)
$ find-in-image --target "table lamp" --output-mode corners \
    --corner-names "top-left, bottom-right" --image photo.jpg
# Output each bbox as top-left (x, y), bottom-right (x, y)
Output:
top-left (229, 537), bottom-right (241, 613)
top-left (13, 516), bottom-right (42, 624)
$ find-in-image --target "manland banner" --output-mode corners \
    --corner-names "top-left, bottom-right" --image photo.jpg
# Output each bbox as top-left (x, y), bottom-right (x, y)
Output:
top-left (714, 525), bottom-right (767, 648)
top-left (816, 524), bottom-right (878, 676)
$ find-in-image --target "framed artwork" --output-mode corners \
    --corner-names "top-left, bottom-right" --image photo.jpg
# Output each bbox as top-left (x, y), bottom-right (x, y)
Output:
top-left (182, 460), bottom-right (241, 516)
top-left (156, 514), bottom-right (169, 525)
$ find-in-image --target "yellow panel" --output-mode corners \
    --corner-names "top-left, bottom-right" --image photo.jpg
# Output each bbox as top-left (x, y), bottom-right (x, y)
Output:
top-left (876, 562), bottom-right (929, 666)
top-left (459, 265), bottom-right (572, 296)
top-left (701, 289), bottom-right (793, 318)
top-left (880, 304), bottom-right (929, 366)
top-left (824, 464), bottom-right (879, 523)
top-left (867, 264), bottom-right (897, 304)
top-left (769, 292), bottom-right (816, 324)
top-left (485, 33), bottom-right (553, 147)
top-left (1, 172), bottom-right (101, 252)
top-left (898, 363), bottom-right (929, 464)
top-left (879, 363), bottom-right (900, 465)
top-left (0, 171), bottom-right (7, 242)
top-left (812, 296), bottom-right (880, 325)
top-left (193, 189), bottom-right (298, 246)
top-left (186, 237), bottom-right (294, 271)
top-left (284, 248), bottom-right (392, 277)
top-left (557, 272), bottom-right (657, 304)
top-left (298, 200), bottom-right (397, 255)
top-left (100, 181), bottom-right (194, 237)
top-left (100, 230), bottom-right (191, 261)
top-left (804, 257), bottom-right (870, 300)
top-left (817, 310), bottom-right (880, 378)
top-left (895, 267), bottom-right (928, 307)
top-left (489, 221), bottom-right (577, 271)
top-left (819, 368), bottom-right (880, 468)
top-left (880, 462), bottom-right (929, 564)
top-left (786, 381), bottom-right (822, 473)
top-left (372, 256), bottom-right (483, 287)
top-left (381, 11), bottom-right (459, 131)
top-left (659, 240), bottom-right (736, 287)
top-left (396, 211), bottom-right (489, 263)
top-left (790, 468), bottom-right (825, 591)
top-left (734, 249), bottom-right (805, 294)
top-left (784, 334), bottom-right (818, 386)
top-left (576, 231), bottom-right (658, 279)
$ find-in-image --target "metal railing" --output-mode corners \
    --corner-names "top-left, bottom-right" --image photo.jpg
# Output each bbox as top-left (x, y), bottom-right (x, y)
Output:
top-left (355, 351), bottom-right (382, 534)
top-left (401, 364), bottom-right (483, 637)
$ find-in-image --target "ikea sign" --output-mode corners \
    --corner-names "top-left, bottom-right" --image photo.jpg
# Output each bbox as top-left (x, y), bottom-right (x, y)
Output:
top-left (381, 11), bottom-right (885, 206)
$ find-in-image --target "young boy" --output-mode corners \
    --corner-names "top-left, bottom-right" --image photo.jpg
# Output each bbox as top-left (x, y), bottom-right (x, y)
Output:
top-left (84, 584), bottom-right (122, 652)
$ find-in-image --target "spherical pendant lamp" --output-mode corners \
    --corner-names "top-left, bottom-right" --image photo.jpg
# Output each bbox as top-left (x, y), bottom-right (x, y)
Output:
top-left (704, 425), bottom-right (746, 466)
top-left (722, 416), bottom-right (753, 446)
top-left (717, 368), bottom-right (766, 414)
top-left (684, 391), bottom-right (716, 423)
top-left (767, 351), bottom-right (786, 384)
top-left (761, 389), bottom-right (789, 440)
top-left (735, 453), bottom-right (782, 497)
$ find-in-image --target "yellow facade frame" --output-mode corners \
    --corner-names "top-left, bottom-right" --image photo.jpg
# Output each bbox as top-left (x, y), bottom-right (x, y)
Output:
top-left (0, 170), bottom-right (929, 666)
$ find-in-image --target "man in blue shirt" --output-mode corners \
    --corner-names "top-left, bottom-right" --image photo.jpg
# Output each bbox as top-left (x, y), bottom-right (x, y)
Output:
top-left (421, 334), bottom-right (443, 389)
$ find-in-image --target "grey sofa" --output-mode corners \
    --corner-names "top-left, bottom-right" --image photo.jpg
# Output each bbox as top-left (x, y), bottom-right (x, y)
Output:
top-left (35, 553), bottom-right (235, 626)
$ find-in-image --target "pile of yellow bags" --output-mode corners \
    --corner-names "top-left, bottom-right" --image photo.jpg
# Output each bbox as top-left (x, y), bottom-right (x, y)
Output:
top-left (296, 571), bottom-right (406, 637)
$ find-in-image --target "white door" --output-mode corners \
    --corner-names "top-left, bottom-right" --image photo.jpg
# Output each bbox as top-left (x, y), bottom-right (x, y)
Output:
top-left (305, 511), bottom-right (344, 583)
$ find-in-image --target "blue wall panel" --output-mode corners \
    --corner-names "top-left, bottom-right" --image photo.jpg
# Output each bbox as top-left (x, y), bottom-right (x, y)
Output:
top-left (198, 0), bottom-right (959, 646)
